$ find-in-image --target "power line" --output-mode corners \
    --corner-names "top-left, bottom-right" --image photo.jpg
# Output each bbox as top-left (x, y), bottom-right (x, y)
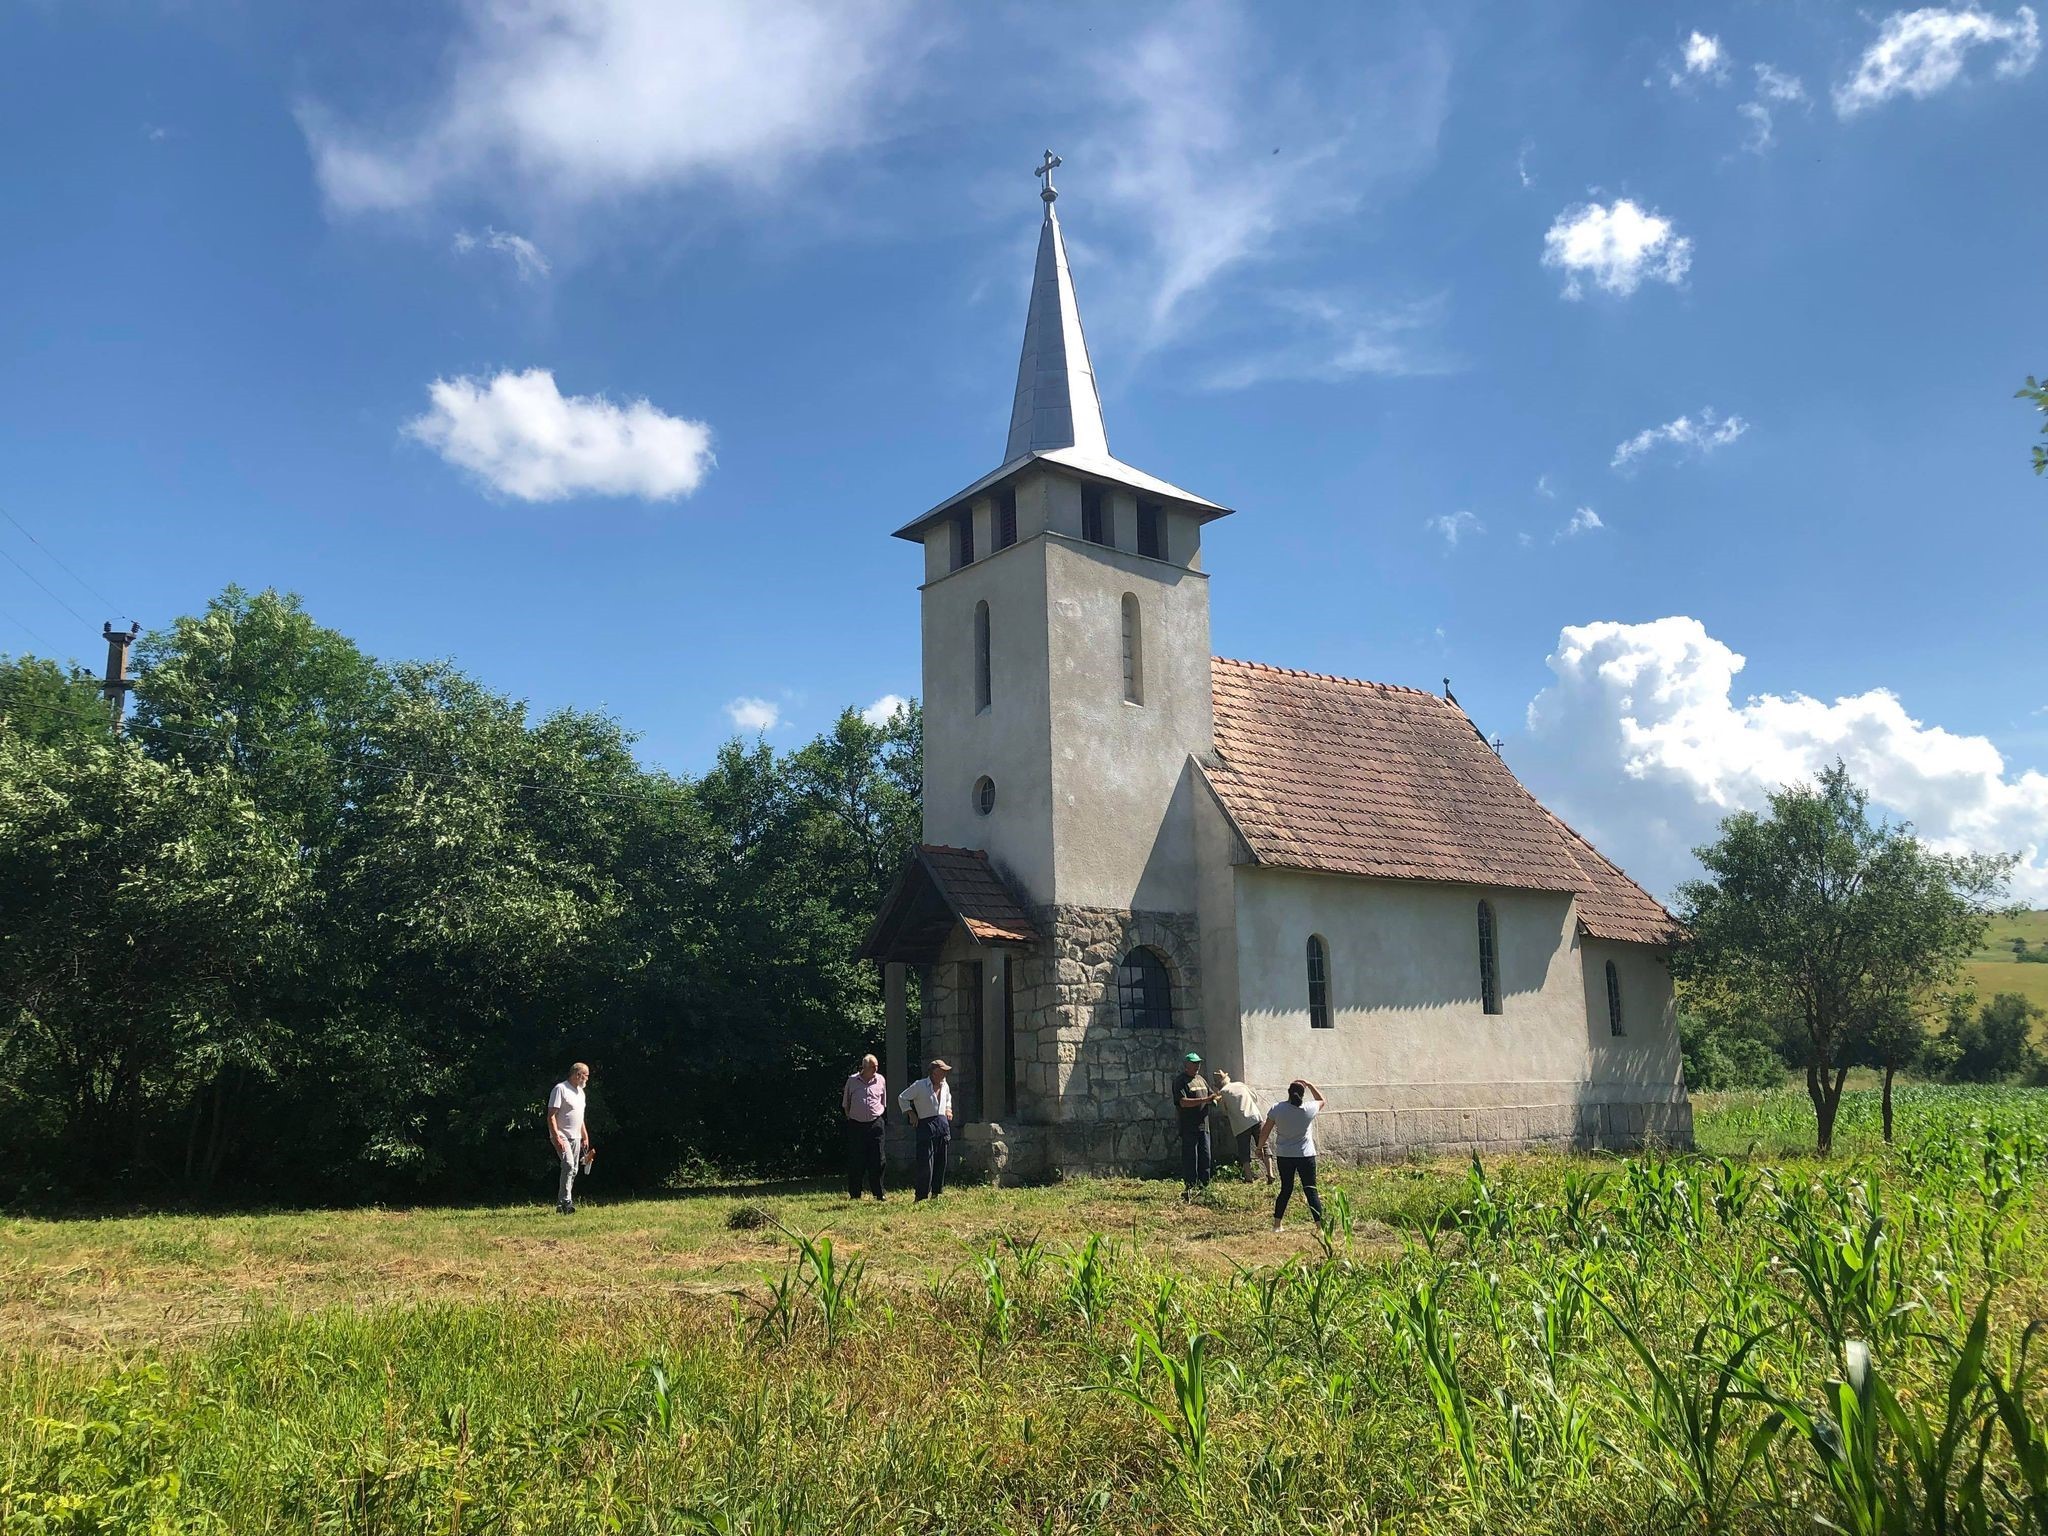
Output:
top-left (0, 541), bottom-right (94, 631)
top-left (0, 606), bottom-right (53, 650)
top-left (0, 503), bottom-right (125, 619)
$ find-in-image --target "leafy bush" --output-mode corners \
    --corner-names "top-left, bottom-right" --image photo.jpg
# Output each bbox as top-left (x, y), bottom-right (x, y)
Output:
top-left (1679, 1011), bottom-right (1784, 1091)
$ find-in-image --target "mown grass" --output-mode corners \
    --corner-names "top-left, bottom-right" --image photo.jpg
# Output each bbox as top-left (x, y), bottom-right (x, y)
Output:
top-left (7, 1086), bottom-right (2048, 1533)
top-left (1967, 907), bottom-right (2048, 1017)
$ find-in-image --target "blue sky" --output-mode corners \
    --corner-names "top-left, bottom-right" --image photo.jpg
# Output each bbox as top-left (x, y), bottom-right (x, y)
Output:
top-left (3, 0), bottom-right (2045, 898)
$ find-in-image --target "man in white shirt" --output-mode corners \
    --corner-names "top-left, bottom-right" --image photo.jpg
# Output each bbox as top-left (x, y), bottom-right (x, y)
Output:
top-left (547, 1062), bottom-right (592, 1215)
top-left (896, 1059), bottom-right (953, 1202)
top-left (1257, 1078), bottom-right (1326, 1232)
top-left (841, 1053), bottom-right (888, 1201)
top-left (1211, 1068), bottom-right (1268, 1183)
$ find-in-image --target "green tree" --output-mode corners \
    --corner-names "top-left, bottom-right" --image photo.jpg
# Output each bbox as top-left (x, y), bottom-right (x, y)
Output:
top-left (1846, 995), bottom-right (1929, 1143)
top-left (1945, 992), bottom-right (2041, 1082)
top-left (1674, 763), bottom-right (2011, 1153)
top-left (0, 734), bottom-right (304, 1188)
top-left (0, 654), bottom-right (115, 745)
top-left (2020, 375), bottom-right (2048, 476)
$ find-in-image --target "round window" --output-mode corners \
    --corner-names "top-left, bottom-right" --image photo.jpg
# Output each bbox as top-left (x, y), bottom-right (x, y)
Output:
top-left (974, 776), bottom-right (996, 815)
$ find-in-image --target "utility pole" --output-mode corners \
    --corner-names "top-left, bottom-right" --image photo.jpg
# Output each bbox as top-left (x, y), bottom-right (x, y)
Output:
top-left (101, 621), bottom-right (139, 732)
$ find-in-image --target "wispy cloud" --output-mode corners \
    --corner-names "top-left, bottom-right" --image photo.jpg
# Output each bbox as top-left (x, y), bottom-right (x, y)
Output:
top-left (1535, 473), bottom-right (1557, 499)
top-left (1203, 292), bottom-right (1454, 389)
top-left (861, 694), bottom-right (909, 727)
top-left (725, 697), bottom-right (781, 733)
top-left (1556, 506), bottom-right (1604, 539)
top-left (1515, 142), bottom-right (1535, 189)
top-left (298, 0), bottom-right (929, 215)
top-left (404, 368), bottom-right (714, 502)
top-left (1543, 199), bottom-right (1692, 298)
top-left (1611, 407), bottom-right (1748, 470)
top-left (1082, 0), bottom-right (1451, 349)
top-left (1425, 510), bottom-right (1482, 548)
top-left (1835, 5), bottom-right (2039, 115)
top-left (1739, 64), bottom-right (1810, 152)
top-left (453, 227), bottom-right (551, 281)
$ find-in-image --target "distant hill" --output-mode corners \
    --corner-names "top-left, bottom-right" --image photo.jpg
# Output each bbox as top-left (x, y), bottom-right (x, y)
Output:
top-left (1965, 908), bottom-right (2048, 1015)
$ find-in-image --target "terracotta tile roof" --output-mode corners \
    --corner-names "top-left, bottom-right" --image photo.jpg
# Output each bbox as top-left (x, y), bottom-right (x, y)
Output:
top-left (917, 845), bottom-right (1039, 944)
top-left (1205, 657), bottom-right (1677, 945)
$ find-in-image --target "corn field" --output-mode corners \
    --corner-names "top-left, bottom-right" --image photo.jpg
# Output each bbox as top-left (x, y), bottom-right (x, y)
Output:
top-left (6, 1086), bottom-right (2048, 1533)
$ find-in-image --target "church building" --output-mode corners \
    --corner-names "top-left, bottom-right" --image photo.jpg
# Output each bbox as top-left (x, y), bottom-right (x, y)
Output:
top-left (862, 159), bottom-right (1691, 1178)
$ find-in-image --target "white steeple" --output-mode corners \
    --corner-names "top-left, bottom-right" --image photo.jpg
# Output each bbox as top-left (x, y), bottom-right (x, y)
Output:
top-left (1005, 151), bottom-right (1109, 461)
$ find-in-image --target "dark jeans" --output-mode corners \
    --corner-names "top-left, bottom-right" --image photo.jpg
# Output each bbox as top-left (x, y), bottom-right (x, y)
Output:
top-left (913, 1117), bottom-right (950, 1201)
top-left (845, 1118), bottom-right (884, 1199)
top-left (1233, 1126), bottom-right (1259, 1173)
top-left (1179, 1122), bottom-right (1212, 1190)
top-left (1275, 1155), bottom-right (1324, 1225)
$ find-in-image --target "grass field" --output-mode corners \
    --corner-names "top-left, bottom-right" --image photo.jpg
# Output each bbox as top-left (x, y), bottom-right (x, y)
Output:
top-left (1968, 908), bottom-right (2048, 1016)
top-left (7, 1085), bottom-right (2048, 1533)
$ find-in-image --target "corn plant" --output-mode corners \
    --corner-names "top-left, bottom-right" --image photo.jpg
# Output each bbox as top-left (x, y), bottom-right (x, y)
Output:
top-left (1061, 1233), bottom-right (1112, 1327)
top-left (1098, 1326), bottom-right (1216, 1490)
top-left (1767, 1178), bottom-right (1917, 1352)
top-left (1752, 1310), bottom-right (2002, 1536)
top-left (781, 1227), bottom-right (863, 1350)
top-left (974, 1246), bottom-right (1015, 1364)
top-left (1579, 1278), bottom-right (1784, 1532)
top-left (998, 1230), bottom-right (1050, 1284)
top-left (1385, 1278), bottom-right (1483, 1505)
top-left (1985, 1318), bottom-right (2048, 1529)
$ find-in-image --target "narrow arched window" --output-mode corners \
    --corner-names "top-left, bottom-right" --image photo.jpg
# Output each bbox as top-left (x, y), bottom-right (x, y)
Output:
top-left (1605, 960), bottom-right (1624, 1037)
top-left (1307, 935), bottom-right (1332, 1029)
top-left (1120, 592), bottom-right (1144, 704)
top-left (974, 601), bottom-right (991, 714)
top-left (1477, 900), bottom-right (1502, 1015)
top-left (994, 489), bottom-right (1017, 550)
top-left (1116, 946), bottom-right (1173, 1029)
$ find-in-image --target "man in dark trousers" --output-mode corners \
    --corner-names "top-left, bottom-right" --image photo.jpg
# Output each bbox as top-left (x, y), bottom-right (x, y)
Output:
top-left (841, 1053), bottom-right (887, 1200)
top-left (896, 1058), bottom-right (953, 1202)
top-left (1173, 1052), bottom-right (1215, 1202)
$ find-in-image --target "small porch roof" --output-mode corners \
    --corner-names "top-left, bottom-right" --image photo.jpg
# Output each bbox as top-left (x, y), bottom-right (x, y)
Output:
top-left (859, 845), bottom-right (1039, 966)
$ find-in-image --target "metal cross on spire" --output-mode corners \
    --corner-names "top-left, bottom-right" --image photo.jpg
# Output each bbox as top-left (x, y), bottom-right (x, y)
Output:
top-left (1035, 149), bottom-right (1062, 205)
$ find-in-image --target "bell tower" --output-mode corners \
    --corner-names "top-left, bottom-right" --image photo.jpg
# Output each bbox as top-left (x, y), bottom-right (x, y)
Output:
top-left (890, 154), bottom-right (1233, 918)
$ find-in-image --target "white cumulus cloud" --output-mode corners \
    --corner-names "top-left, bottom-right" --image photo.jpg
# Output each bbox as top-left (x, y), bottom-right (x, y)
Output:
top-left (861, 694), bottom-right (909, 727)
top-left (1542, 199), bottom-right (1693, 299)
top-left (1519, 617), bottom-right (2048, 902)
top-left (1674, 30), bottom-right (1728, 84)
top-left (453, 227), bottom-right (550, 280)
top-left (1611, 408), bottom-right (1749, 470)
top-left (404, 368), bottom-right (714, 502)
top-left (1834, 5), bottom-right (2039, 115)
top-left (726, 697), bottom-right (781, 733)
top-left (299, 0), bottom-right (925, 214)
top-left (1425, 510), bottom-right (1482, 547)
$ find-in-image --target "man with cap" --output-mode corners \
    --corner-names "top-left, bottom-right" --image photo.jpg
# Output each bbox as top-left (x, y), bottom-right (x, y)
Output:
top-left (1172, 1052), bottom-right (1215, 1201)
top-left (897, 1058), bottom-right (954, 1202)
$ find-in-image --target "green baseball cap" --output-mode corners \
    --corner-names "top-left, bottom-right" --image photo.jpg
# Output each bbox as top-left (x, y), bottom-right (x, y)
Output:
top-left (1184, 1052), bottom-right (1202, 1063)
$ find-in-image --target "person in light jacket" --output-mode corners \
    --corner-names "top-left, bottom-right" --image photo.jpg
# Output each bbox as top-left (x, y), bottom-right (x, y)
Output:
top-left (897, 1059), bottom-right (953, 1202)
top-left (1211, 1068), bottom-right (1268, 1183)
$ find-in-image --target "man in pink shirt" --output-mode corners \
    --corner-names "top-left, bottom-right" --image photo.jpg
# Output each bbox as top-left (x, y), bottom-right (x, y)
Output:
top-left (841, 1053), bottom-right (888, 1200)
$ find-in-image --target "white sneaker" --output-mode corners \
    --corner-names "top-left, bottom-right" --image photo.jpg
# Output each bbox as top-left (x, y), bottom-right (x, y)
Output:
top-left (1272, 1220), bottom-right (1283, 1233)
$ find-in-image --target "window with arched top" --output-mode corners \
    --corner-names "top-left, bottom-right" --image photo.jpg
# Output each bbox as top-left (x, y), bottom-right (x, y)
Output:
top-left (974, 601), bottom-right (991, 713)
top-left (1306, 935), bottom-right (1332, 1029)
top-left (1477, 900), bottom-right (1502, 1015)
top-left (1605, 960), bottom-right (1624, 1037)
top-left (1116, 946), bottom-right (1173, 1030)
top-left (1120, 592), bottom-right (1144, 705)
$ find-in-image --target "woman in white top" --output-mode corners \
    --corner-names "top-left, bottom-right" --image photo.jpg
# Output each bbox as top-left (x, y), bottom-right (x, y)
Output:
top-left (1257, 1079), bottom-right (1326, 1231)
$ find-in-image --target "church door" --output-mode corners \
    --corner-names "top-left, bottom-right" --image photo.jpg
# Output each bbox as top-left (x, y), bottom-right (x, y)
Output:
top-left (960, 960), bottom-right (984, 1122)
